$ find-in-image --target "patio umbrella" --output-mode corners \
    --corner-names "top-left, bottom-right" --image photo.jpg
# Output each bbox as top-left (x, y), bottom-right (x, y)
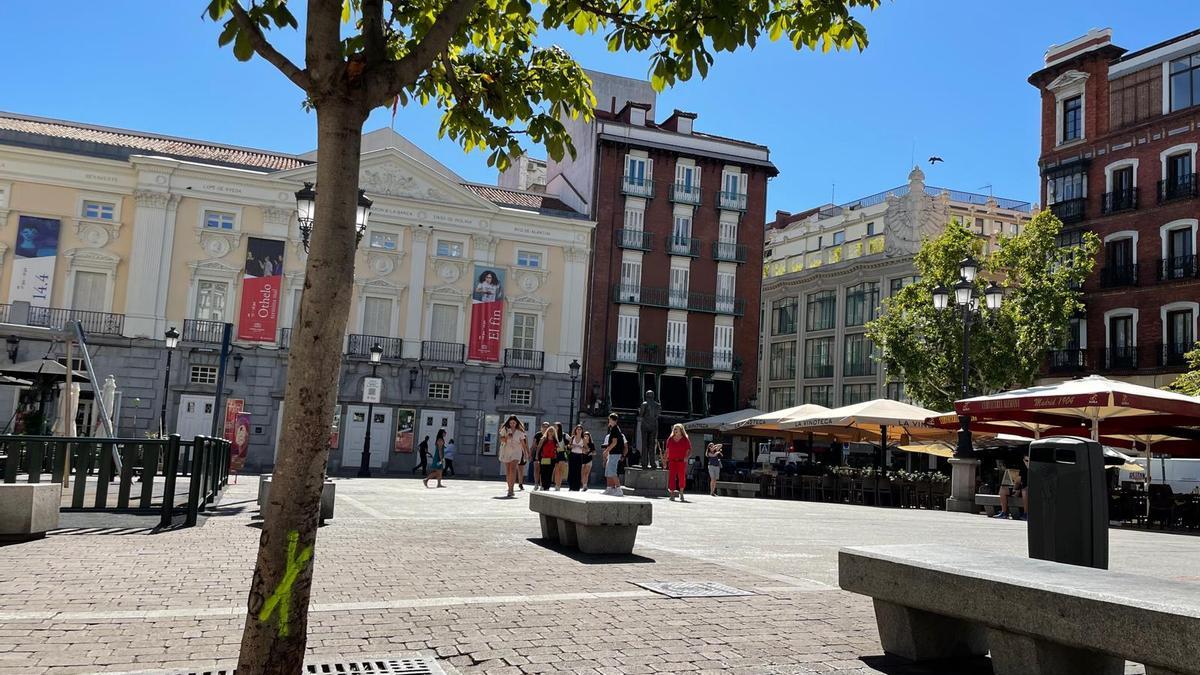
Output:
top-left (721, 403), bottom-right (830, 433)
top-left (784, 399), bottom-right (953, 467)
top-left (0, 358), bottom-right (91, 382)
top-left (897, 441), bottom-right (955, 458)
top-left (683, 407), bottom-right (763, 432)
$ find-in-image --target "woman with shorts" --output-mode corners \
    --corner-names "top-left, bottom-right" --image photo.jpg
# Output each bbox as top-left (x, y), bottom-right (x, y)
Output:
top-left (706, 443), bottom-right (723, 496)
top-left (498, 415), bottom-right (528, 497)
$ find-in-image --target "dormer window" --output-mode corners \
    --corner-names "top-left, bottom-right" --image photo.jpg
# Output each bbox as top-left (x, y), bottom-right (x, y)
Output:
top-left (1046, 70), bottom-right (1088, 146)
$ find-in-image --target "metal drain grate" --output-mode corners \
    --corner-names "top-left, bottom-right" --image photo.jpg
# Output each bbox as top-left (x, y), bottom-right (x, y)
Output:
top-left (635, 581), bottom-right (755, 598)
top-left (110, 654), bottom-right (442, 675)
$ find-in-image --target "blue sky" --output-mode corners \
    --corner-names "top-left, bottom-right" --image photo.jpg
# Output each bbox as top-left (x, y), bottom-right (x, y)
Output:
top-left (1, 2), bottom-right (1198, 215)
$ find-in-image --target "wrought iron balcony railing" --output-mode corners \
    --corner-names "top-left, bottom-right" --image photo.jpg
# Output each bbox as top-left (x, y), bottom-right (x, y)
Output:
top-left (421, 340), bottom-right (465, 363)
top-left (1157, 255), bottom-right (1198, 282)
top-left (182, 319), bottom-right (226, 344)
top-left (713, 241), bottom-right (748, 263)
top-left (1047, 348), bottom-right (1087, 373)
top-left (347, 334), bottom-right (403, 360)
top-left (1049, 198), bottom-right (1086, 225)
top-left (27, 307), bottom-right (124, 336)
top-left (670, 182), bottom-right (701, 205)
top-left (718, 190), bottom-right (748, 211)
top-left (1157, 173), bottom-right (1198, 203)
top-left (504, 348), bottom-right (544, 370)
top-left (615, 228), bottom-right (653, 251)
top-left (621, 175), bottom-right (654, 198)
top-left (1100, 187), bottom-right (1138, 214)
top-left (1099, 263), bottom-right (1139, 288)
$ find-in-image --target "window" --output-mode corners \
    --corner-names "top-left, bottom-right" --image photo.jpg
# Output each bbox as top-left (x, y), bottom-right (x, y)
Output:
top-left (669, 266), bottom-right (689, 308)
top-left (716, 272), bottom-right (735, 312)
top-left (361, 297), bottom-right (392, 336)
top-left (1058, 229), bottom-right (1084, 248)
top-left (203, 210), bottom-right (236, 230)
top-left (806, 290), bottom-right (836, 331)
top-left (1047, 172), bottom-right (1085, 204)
top-left (1061, 95), bottom-right (1082, 142)
top-left (1166, 152), bottom-right (1194, 192)
top-left (842, 383), bottom-right (876, 405)
top-left (1107, 312), bottom-right (1136, 368)
top-left (430, 304), bottom-right (458, 342)
top-left (671, 214), bottom-right (692, 253)
top-left (718, 219), bottom-right (738, 245)
top-left (516, 250), bottom-right (543, 268)
top-left (509, 388), bottom-right (533, 407)
top-left (1165, 227), bottom-right (1195, 279)
top-left (624, 207), bottom-right (644, 232)
top-left (769, 342), bottom-right (796, 381)
top-left (844, 282), bottom-right (880, 326)
top-left (832, 231), bottom-right (845, 245)
top-left (369, 232), bottom-right (398, 250)
top-left (713, 324), bottom-right (734, 370)
top-left (1066, 317), bottom-right (1085, 350)
top-left (885, 381), bottom-right (909, 404)
top-left (675, 162), bottom-right (698, 190)
top-left (190, 365), bottom-right (219, 385)
top-left (866, 222), bottom-right (876, 236)
top-left (1169, 52), bottom-right (1200, 113)
top-left (512, 313), bottom-right (537, 351)
top-left (889, 276), bottom-right (919, 297)
top-left (843, 333), bottom-right (877, 377)
top-left (1167, 309), bottom-right (1194, 352)
top-left (616, 314), bottom-right (639, 361)
top-left (81, 200), bottom-right (115, 221)
top-left (620, 259), bottom-right (642, 300)
top-left (666, 320), bottom-right (688, 367)
top-left (71, 271), bottom-right (107, 313)
top-left (427, 382), bottom-right (452, 400)
top-left (435, 240), bottom-right (463, 258)
top-left (626, 155), bottom-right (649, 184)
top-left (768, 387), bottom-right (795, 410)
top-left (803, 385), bottom-right (833, 407)
top-left (723, 171), bottom-right (742, 196)
top-left (803, 336), bottom-right (834, 379)
top-left (771, 297), bottom-right (798, 335)
top-left (195, 280), bottom-right (228, 321)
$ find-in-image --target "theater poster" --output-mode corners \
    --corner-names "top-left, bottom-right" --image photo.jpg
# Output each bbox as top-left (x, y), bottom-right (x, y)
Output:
top-left (238, 237), bottom-right (284, 342)
top-left (230, 412), bottom-right (251, 473)
top-left (467, 264), bottom-right (504, 362)
top-left (9, 216), bottom-right (61, 307)
top-left (394, 408), bottom-right (415, 453)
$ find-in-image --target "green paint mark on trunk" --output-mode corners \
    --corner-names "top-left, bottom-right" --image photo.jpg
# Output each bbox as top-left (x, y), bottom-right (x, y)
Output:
top-left (257, 530), bottom-right (314, 637)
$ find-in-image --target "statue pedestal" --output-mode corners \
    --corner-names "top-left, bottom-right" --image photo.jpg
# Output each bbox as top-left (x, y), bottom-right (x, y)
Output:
top-left (945, 457), bottom-right (980, 513)
top-left (622, 467), bottom-right (670, 498)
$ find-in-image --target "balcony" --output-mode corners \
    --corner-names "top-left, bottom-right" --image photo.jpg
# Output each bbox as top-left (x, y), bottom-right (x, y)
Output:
top-left (1101, 187), bottom-right (1138, 214)
top-left (718, 190), bottom-right (748, 211)
top-left (1099, 263), bottom-right (1139, 288)
top-left (621, 175), bottom-right (653, 198)
top-left (27, 307), bottom-right (124, 336)
top-left (611, 284), bottom-right (745, 316)
top-left (1157, 255), bottom-right (1198, 282)
top-left (1046, 348), bottom-right (1087, 374)
top-left (610, 342), bottom-right (664, 366)
top-left (504, 348), bottom-right (544, 370)
top-left (182, 319), bottom-right (226, 344)
top-left (670, 183), bottom-right (702, 205)
top-left (1049, 198), bottom-right (1086, 225)
top-left (1157, 173), bottom-right (1198, 203)
top-left (615, 228), bottom-right (652, 251)
top-left (347, 334), bottom-right (403, 360)
top-left (279, 327), bottom-right (291, 349)
top-left (1101, 346), bottom-right (1138, 371)
top-left (421, 340), bottom-right (465, 363)
top-left (666, 234), bottom-right (701, 257)
top-left (664, 344), bottom-right (687, 367)
top-left (1159, 342), bottom-right (1196, 368)
top-left (713, 241), bottom-right (748, 263)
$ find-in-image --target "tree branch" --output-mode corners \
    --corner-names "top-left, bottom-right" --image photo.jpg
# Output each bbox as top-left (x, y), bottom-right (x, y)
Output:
top-left (363, 0), bottom-right (480, 108)
top-left (229, 1), bottom-right (312, 91)
top-left (362, 0), bottom-right (386, 64)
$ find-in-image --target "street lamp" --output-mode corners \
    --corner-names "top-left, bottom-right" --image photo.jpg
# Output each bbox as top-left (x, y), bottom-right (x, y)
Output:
top-left (358, 343), bottom-right (384, 478)
top-left (493, 372), bottom-right (505, 399)
top-left (568, 359), bottom-right (581, 426)
top-left (294, 182), bottom-right (374, 252)
top-left (232, 353), bottom-right (244, 382)
top-left (704, 379), bottom-right (715, 416)
top-left (6, 335), bottom-right (19, 363)
top-left (160, 327), bottom-right (180, 436)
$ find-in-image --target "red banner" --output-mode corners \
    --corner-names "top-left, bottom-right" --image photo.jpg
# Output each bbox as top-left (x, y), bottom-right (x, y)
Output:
top-left (237, 237), bottom-right (284, 342)
top-left (468, 265), bottom-right (505, 362)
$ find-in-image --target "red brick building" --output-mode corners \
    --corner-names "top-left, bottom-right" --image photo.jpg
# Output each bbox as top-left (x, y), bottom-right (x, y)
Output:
top-left (543, 71), bottom-right (776, 424)
top-left (1031, 28), bottom-right (1200, 386)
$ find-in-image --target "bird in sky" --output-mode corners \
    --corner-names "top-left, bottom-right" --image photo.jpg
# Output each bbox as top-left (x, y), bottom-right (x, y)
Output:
top-left (928, 156), bottom-right (944, 164)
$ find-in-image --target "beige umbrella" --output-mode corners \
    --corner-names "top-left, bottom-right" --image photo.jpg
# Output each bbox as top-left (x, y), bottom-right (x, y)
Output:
top-left (897, 441), bottom-right (955, 458)
top-left (0, 358), bottom-right (90, 382)
top-left (683, 407), bottom-right (763, 432)
top-left (52, 382), bottom-right (80, 436)
top-left (720, 404), bottom-right (830, 433)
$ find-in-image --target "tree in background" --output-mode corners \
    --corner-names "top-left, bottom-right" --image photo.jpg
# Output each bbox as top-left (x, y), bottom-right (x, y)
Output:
top-left (867, 211), bottom-right (1098, 411)
top-left (1168, 348), bottom-right (1200, 396)
top-left (201, 0), bottom-right (882, 672)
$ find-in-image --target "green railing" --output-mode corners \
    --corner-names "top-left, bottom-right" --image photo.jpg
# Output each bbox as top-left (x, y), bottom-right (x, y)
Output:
top-left (0, 434), bottom-right (230, 528)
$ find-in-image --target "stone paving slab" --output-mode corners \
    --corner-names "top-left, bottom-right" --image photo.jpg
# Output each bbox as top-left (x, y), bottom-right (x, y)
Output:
top-left (0, 477), bottom-right (1194, 674)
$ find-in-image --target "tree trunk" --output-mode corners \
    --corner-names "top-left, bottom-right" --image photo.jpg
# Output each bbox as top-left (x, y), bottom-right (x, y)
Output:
top-left (236, 96), bottom-right (368, 675)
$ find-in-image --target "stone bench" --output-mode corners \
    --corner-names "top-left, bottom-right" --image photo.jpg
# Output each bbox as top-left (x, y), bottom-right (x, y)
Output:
top-left (258, 476), bottom-right (336, 526)
top-left (529, 491), bottom-right (651, 555)
top-left (839, 544), bottom-right (1200, 675)
top-left (0, 483), bottom-right (60, 541)
top-left (715, 481), bottom-right (760, 498)
top-left (975, 493), bottom-right (1025, 517)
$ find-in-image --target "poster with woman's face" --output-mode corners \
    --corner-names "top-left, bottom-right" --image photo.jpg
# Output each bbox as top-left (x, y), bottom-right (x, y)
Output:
top-left (468, 265), bottom-right (506, 362)
top-left (471, 266), bottom-right (505, 302)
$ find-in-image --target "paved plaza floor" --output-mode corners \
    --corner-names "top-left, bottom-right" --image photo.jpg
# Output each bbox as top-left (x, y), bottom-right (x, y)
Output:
top-left (1, 477), bottom-right (1198, 674)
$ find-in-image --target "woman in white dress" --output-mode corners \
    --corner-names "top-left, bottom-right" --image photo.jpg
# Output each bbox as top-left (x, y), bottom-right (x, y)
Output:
top-left (498, 415), bottom-right (528, 498)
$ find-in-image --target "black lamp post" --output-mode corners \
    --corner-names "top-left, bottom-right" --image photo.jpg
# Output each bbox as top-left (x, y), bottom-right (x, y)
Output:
top-left (232, 353), bottom-right (244, 382)
top-left (493, 372), bottom-right (505, 399)
top-left (408, 367), bottom-right (419, 393)
top-left (358, 343), bottom-right (384, 478)
top-left (160, 327), bottom-right (179, 436)
top-left (294, 182), bottom-right (373, 253)
top-left (568, 359), bottom-right (581, 426)
top-left (931, 256), bottom-right (1003, 460)
top-left (6, 335), bottom-right (19, 363)
top-left (704, 379), bottom-right (715, 415)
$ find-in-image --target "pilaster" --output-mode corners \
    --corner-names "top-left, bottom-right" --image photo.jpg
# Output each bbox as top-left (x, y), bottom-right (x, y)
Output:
top-left (124, 189), bottom-right (179, 338)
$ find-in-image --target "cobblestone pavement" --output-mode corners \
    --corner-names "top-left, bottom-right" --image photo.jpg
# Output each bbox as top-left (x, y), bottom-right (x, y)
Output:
top-left (1, 477), bottom-right (1197, 674)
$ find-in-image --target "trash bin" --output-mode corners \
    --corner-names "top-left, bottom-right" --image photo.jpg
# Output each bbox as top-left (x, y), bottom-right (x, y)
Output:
top-left (1027, 436), bottom-right (1108, 569)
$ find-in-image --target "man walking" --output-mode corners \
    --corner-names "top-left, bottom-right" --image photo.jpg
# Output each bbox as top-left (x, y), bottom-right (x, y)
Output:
top-left (412, 435), bottom-right (429, 475)
top-left (602, 413), bottom-right (626, 496)
top-left (444, 438), bottom-right (456, 476)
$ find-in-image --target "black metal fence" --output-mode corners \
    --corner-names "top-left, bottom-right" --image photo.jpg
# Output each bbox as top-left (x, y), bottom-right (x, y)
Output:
top-left (0, 434), bottom-right (230, 528)
top-left (27, 307), bottom-right (125, 336)
top-left (182, 319), bottom-right (227, 344)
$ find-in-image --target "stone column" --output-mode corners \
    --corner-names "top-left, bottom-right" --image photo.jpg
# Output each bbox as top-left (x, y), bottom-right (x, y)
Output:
top-left (946, 456), bottom-right (980, 512)
top-left (403, 227), bottom-right (430, 359)
top-left (124, 190), bottom-right (178, 338)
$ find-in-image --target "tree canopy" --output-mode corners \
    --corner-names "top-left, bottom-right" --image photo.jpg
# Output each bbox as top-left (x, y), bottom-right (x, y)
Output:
top-left (1168, 347), bottom-right (1200, 396)
top-left (205, 0), bottom-right (880, 168)
top-left (866, 211), bottom-right (1099, 411)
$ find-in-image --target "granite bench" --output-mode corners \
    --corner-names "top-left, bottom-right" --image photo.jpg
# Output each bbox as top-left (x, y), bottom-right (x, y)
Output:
top-left (975, 493), bottom-right (1025, 517)
top-left (715, 481), bottom-right (760, 498)
top-left (839, 544), bottom-right (1200, 675)
top-left (258, 476), bottom-right (336, 525)
top-left (0, 483), bottom-right (60, 541)
top-left (529, 491), bottom-right (651, 554)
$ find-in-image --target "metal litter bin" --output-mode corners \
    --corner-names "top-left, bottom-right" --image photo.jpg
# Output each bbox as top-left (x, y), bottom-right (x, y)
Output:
top-left (1027, 436), bottom-right (1109, 569)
